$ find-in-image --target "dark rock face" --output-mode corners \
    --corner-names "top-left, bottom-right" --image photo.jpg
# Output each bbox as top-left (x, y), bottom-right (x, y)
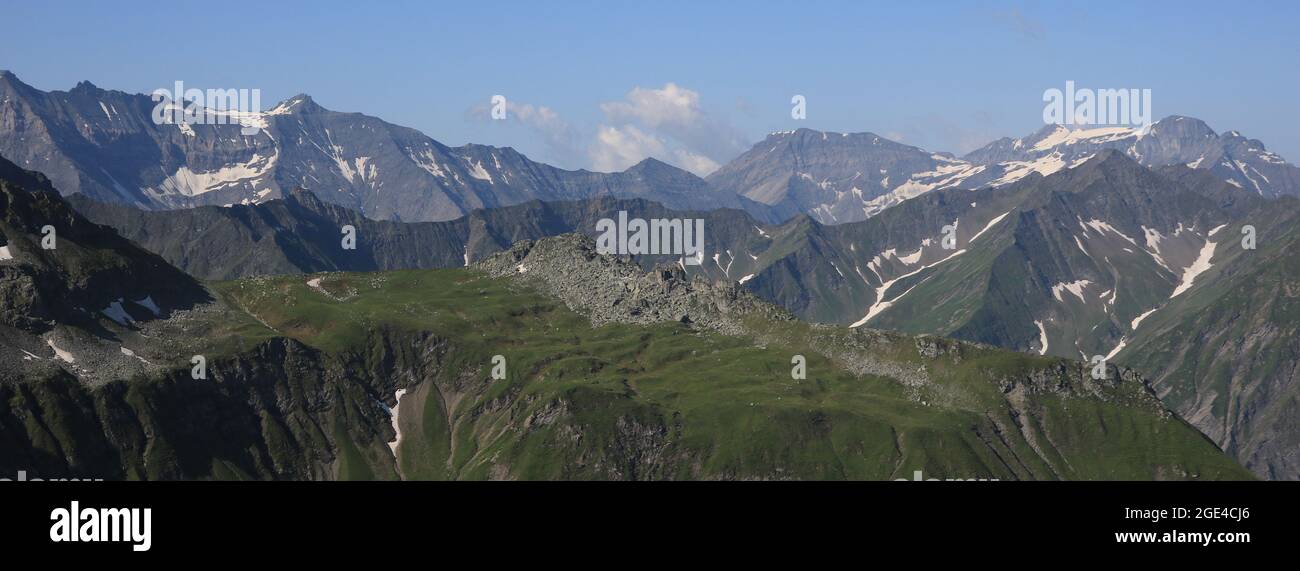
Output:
top-left (0, 155), bottom-right (209, 334)
top-left (0, 332), bottom-right (445, 481)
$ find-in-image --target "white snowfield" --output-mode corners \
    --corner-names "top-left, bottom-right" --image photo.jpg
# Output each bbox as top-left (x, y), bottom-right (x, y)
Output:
top-left (101, 299), bottom-right (134, 326)
top-left (1051, 280), bottom-right (1092, 303)
top-left (846, 118), bottom-right (1269, 222)
top-left (46, 338), bottom-right (75, 363)
top-left (1130, 308), bottom-right (1158, 330)
top-left (968, 211), bottom-right (1012, 243)
top-left (849, 124), bottom-right (1153, 220)
top-left (1170, 239), bottom-right (1217, 298)
top-left (149, 150), bottom-right (279, 197)
top-left (1031, 125), bottom-right (1139, 151)
top-left (1105, 337), bottom-right (1128, 360)
top-left (1034, 320), bottom-right (1049, 355)
top-left (387, 389), bottom-right (408, 456)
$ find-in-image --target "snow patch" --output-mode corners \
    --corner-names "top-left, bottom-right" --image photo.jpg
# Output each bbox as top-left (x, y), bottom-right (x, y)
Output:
top-left (133, 296), bottom-right (161, 317)
top-left (896, 248), bottom-right (923, 265)
top-left (1073, 236), bottom-right (1088, 255)
top-left (1105, 338), bottom-right (1127, 360)
top-left (1130, 308), bottom-right (1158, 330)
top-left (151, 151), bottom-right (278, 197)
top-left (411, 150), bottom-right (448, 179)
top-left (1035, 320), bottom-right (1049, 355)
top-left (968, 210), bottom-right (1012, 244)
top-left (1051, 280), bottom-right (1092, 303)
top-left (101, 299), bottom-right (134, 326)
top-left (851, 249), bottom-right (968, 327)
top-left (1170, 240), bottom-right (1216, 298)
top-left (1082, 219), bottom-right (1137, 245)
top-left (465, 158), bottom-right (493, 182)
top-left (120, 346), bottom-right (151, 365)
top-left (387, 389), bottom-right (408, 456)
top-left (47, 339), bottom-right (75, 363)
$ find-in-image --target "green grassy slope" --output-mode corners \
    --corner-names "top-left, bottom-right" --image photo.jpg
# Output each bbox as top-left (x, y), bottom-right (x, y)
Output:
top-left (197, 265), bottom-right (1249, 480)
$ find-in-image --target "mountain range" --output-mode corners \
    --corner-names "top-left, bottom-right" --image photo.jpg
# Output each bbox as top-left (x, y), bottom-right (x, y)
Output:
top-left (0, 71), bottom-right (784, 223)
top-left (4, 71), bottom-right (1298, 225)
top-left (3, 72), bottom-right (1298, 480)
top-left (0, 157), bottom-right (1253, 480)
top-left (708, 118), bottom-right (1300, 224)
top-left (64, 151), bottom-right (1299, 480)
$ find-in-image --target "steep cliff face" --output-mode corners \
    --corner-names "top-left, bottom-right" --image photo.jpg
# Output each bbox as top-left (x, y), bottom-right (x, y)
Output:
top-left (1118, 204), bottom-right (1300, 480)
top-left (0, 158), bottom-right (209, 335)
top-left (2, 338), bottom-right (387, 480)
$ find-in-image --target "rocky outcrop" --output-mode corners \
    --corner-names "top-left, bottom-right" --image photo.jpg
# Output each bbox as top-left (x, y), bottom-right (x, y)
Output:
top-left (476, 233), bottom-right (793, 335)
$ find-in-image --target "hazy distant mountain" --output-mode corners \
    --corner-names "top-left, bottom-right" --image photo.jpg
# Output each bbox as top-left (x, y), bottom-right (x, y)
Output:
top-left (709, 118), bottom-right (1300, 225)
top-left (8, 70), bottom-right (1296, 228)
top-left (0, 71), bottom-right (779, 223)
top-left (965, 116), bottom-right (1300, 199)
top-left (706, 128), bottom-right (1007, 224)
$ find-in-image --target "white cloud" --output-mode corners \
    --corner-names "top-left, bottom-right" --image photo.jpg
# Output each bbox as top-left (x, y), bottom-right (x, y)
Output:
top-left (590, 83), bottom-right (747, 176)
top-left (670, 150), bottom-right (720, 176)
top-left (600, 83), bottom-right (702, 127)
top-left (510, 101), bottom-right (587, 167)
top-left (471, 83), bottom-right (749, 177)
top-left (590, 124), bottom-right (666, 172)
top-left (469, 99), bottom-right (583, 168)
top-left (590, 124), bottom-right (721, 176)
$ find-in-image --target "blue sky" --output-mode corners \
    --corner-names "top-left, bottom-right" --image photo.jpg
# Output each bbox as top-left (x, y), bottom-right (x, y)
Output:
top-left (2, 0), bottom-right (1297, 172)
